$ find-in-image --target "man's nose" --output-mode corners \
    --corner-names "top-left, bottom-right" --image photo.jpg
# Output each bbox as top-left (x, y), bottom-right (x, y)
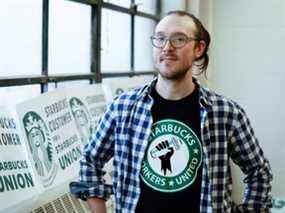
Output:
top-left (162, 39), bottom-right (175, 51)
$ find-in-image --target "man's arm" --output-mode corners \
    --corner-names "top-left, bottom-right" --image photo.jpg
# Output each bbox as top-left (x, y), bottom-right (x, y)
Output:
top-left (87, 197), bottom-right (107, 213)
top-left (229, 105), bottom-right (273, 212)
top-left (70, 102), bottom-right (116, 203)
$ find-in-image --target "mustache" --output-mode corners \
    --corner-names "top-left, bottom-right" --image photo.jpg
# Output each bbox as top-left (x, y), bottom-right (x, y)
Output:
top-left (159, 53), bottom-right (178, 61)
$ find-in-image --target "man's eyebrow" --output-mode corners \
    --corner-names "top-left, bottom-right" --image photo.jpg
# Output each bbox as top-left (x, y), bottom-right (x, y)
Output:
top-left (154, 32), bottom-right (165, 36)
top-left (170, 32), bottom-right (188, 36)
top-left (154, 32), bottom-right (188, 36)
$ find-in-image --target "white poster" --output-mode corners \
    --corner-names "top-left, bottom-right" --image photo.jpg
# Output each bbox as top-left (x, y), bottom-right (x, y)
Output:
top-left (0, 107), bottom-right (42, 213)
top-left (16, 89), bottom-right (83, 203)
top-left (66, 84), bottom-right (107, 145)
top-left (65, 84), bottom-right (112, 184)
top-left (272, 197), bottom-right (285, 213)
top-left (102, 75), bottom-right (154, 102)
top-left (1, 81), bottom-right (153, 212)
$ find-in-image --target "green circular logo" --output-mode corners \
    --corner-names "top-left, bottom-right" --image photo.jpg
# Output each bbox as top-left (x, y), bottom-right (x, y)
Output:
top-left (23, 111), bottom-right (57, 187)
top-left (140, 119), bottom-right (202, 193)
top-left (69, 97), bottom-right (91, 145)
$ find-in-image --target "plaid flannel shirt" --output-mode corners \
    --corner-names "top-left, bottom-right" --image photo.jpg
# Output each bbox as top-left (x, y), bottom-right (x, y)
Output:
top-left (70, 78), bottom-right (273, 213)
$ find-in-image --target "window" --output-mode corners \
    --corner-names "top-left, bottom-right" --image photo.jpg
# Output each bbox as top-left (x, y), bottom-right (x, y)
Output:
top-left (134, 16), bottom-right (156, 71)
top-left (0, 85), bottom-right (40, 106)
top-left (101, 9), bottom-right (131, 72)
top-left (48, 80), bottom-right (90, 91)
top-left (136, 0), bottom-right (157, 15)
top-left (0, 0), bottom-right (160, 106)
top-left (49, 0), bottom-right (91, 74)
top-left (104, 0), bottom-right (130, 8)
top-left (0, 0), bottom-right (42, 77)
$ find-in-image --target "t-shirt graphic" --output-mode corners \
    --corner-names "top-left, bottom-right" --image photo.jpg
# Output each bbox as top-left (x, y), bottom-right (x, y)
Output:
top-left (140, 119), bottom-right (202, 193)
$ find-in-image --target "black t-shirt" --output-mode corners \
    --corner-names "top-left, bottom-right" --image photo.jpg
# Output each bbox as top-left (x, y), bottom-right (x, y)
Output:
top-left (136, 85), bottom-right (203, 213)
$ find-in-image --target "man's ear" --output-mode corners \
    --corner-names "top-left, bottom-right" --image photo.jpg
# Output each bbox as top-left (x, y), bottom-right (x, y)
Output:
top-left (195, 40), bottom-right (206, 58)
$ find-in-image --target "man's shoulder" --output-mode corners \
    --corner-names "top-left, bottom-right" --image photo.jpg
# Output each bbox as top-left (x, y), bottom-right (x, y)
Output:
top-left (112, 84), bottom-right (149, 106)
top-left (199, 86), bottom-right (244, 112)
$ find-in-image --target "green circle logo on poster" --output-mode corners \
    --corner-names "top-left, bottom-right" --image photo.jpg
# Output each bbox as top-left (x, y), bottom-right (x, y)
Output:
top-left (69, 97), bottom-right (91, 145)
top-left (140, 119), bottom-right (202, 193)
top-left (23, 111), bottom-right (57, 187)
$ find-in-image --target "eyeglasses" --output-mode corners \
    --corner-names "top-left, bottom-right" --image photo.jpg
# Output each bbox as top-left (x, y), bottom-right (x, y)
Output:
top-left (150, 34), bottom-right (198, 49)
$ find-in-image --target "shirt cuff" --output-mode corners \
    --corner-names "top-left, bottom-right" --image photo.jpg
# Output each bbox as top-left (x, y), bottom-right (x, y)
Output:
top-left (69, 181), bottom-right (113, 201)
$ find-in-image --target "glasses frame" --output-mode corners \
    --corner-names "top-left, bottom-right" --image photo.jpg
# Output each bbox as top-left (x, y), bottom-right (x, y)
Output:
top-left (150, 34), bottom-right (198, 49)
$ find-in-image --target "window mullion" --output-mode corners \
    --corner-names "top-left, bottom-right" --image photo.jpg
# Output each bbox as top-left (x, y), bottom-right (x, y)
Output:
top-left (41, 0), bottom-right (49, 93)
top-left (91, 2), bottom-right (102, 83)
top-left (130, 1), bottom-right (136, 72)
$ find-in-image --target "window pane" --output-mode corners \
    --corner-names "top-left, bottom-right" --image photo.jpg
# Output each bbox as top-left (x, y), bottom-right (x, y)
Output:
top-left (49, 0), bottom-right (91, 74)
top-left (136, 0), bottom-right (156, 14)
top-left (0, 85), bottom-right (40, 107)
top-left (135, 17), bottom-right (156, 71)
top-left (48, 80), bottom-right (90, 91)
top-left (0, 0), bottom-right (42, 76)
top-left (104, 0), bottom-right (130, 8)
top-left (101, 9), bottom-right (131, 72)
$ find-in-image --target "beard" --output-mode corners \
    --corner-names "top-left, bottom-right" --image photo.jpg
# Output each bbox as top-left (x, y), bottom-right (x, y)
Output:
top-left (156, 62), bottom-right (191, 80)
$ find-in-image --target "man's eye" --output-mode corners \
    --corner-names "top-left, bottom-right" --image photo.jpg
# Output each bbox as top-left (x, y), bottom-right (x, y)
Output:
top-left (156, 37), bottom-right (166, 42)
top-left (173, 37), bottom-right (186, 42)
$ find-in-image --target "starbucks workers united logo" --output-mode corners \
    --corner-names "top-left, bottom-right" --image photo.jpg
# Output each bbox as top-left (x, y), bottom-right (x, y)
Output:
top-left (140, 119), bottom-right (202, 193)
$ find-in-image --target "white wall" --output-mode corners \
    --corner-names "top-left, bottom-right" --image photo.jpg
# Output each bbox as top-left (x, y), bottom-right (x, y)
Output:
top-left (208, 0), bottom-right (285, 198)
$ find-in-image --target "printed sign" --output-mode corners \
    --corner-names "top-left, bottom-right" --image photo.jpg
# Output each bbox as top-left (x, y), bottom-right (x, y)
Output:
top-left (16, 89), bottom-right (83, 194)
top-left (102, 76), bottom-right (154, 102)
top-left (65, 84), bottom-right (113, 184)
top-left (0, 106), bottom-right (42, 213)
top-left (0, 84), bottom-right (112, 212)
top-left (273, 198), bottom-right (285, 213)
top-left (66, 84), bottom-right (107, 145)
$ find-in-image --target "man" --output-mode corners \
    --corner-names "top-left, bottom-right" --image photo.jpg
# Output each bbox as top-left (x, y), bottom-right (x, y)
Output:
top-left (70, 11), bottom-right (273, 213)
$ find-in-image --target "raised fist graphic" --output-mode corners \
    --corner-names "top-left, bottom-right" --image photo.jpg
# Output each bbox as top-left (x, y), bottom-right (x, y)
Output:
top-left (155, 140), bottom-right (174, 175)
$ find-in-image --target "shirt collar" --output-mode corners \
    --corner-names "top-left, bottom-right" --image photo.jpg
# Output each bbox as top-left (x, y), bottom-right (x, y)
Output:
top-left (193, 78), bottom-right (213, 108)
top-left (140, 76), bottom-right (213, 108)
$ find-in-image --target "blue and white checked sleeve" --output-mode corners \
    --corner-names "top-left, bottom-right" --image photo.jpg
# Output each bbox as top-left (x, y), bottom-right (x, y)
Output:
top-left (70, 102), bottom-right (116, 201)
top-left (229, 104), bottom-right (273, 212)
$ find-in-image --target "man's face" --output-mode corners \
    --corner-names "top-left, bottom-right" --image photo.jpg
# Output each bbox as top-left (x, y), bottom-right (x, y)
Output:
top-left (153, 15), bottom-right (200, 80)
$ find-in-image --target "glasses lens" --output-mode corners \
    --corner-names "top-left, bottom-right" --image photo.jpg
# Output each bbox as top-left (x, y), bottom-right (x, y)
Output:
top-left (152, 36), bottom-right (166, 48)
top-left (151, 34), bottom-right (191, 48)
top-left (170, 35), bottom-right (188, 48)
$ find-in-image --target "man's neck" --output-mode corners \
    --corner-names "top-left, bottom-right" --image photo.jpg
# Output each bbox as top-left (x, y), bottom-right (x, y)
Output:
top-left (155, 74), bottom-right (195, 100)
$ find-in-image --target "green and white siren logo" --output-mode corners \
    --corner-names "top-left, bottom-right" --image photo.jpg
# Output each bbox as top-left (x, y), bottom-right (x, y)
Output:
top-left (23, 111), bottom-right (57, 187)
top-left (140, 119), bottom-right (202, 193)
top-left (69, 97), bottom-right (91, 145)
